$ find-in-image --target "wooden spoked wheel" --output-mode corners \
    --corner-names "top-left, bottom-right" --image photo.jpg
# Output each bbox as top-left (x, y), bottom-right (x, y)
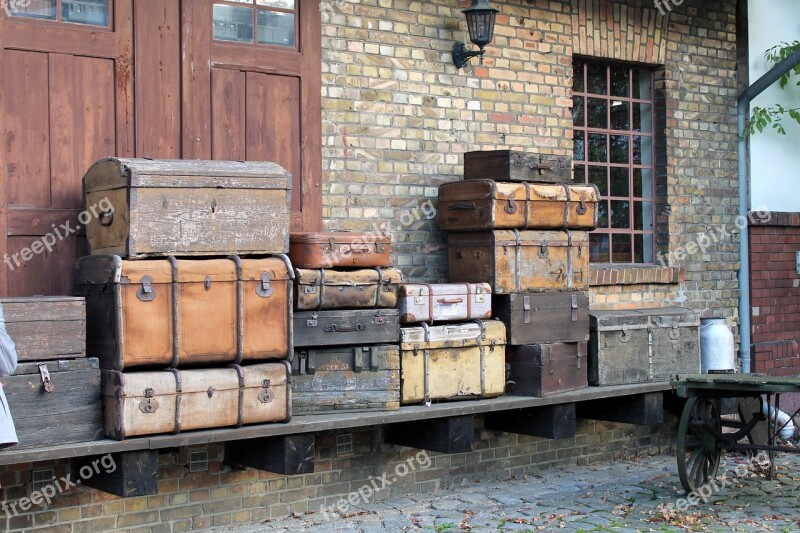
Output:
top-left (677, 396), bottom-right (722, 493)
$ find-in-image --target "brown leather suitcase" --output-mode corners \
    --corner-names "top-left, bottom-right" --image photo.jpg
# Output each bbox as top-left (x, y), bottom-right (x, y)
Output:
top-left (294, 309), bottom-right (401, 348)
top-left (464, 150), bottom-right (572, 183)
top-left (75, 255), bottom-right (293, 370)
top-left (291, 345), bottom-right (400, 414)
top-left (493, 292), bottom-right (590, 345)
top-left (400, 320), bottom-right (506, 405)
top-left (102, 362), bottom-right (291, 439)
top-left (289, 231), bottom-right (391, 268)
top-left (294, 267), bottom-right (403, 310)
top-left (448, 230), bottom-right (589, 294)
top-left (505, 342), bottom-right (588, 397)
top-left (438, 180), bottom-right (598, 231)
top-left (0, 297), bottom-right (86, 361)
top-left (83, 158), bottom-right (291, 258)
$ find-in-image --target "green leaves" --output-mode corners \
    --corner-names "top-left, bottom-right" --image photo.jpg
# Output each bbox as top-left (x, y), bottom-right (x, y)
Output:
top-left (747, 41), bottom-right (800, 136)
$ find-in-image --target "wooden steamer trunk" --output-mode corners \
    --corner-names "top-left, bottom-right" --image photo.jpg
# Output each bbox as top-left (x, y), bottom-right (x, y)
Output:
top-left (397, 283), bottom-right (492, 324)
top-left (4, 358), bottom-right (103, 449)
top-left (0, 297), bottom-right (86, 361)
top-left (294, 309), bottom-right (400, 348)
top-left (102, 362), bottom-right (291, 439)
top-left (464, 150), bottom-right (572, 183)
top-left (438, 180), bottom-right (599, 231)
top-left (505, 342), bottom-right (588, 397)
top-left (448, 230), bottom-right (589, 293)
top-left (75, 255), bottom-right (293, 370)
top-left (290, 232), bottom-right (391, 268)
top-left (493, 292), bottom-right (590, 344)
top-left (400, 320), bottom-right (506, 405)
top-left (83, 158), bottom-right (291, 258)
top-left (589, 308), bottom-right (701, 386)
top-left (294, 268), bottom-right (403, 310)
top-left (291, 345), bottom-right (400, 414)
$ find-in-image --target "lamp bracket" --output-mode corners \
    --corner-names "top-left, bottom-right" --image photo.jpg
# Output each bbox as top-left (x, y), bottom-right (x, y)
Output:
top-left (452, 42), bottom-right (485, 69)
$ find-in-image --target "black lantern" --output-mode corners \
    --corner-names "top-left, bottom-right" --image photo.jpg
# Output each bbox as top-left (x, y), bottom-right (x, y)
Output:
top-left (452, 0), bottom-right (499, 69)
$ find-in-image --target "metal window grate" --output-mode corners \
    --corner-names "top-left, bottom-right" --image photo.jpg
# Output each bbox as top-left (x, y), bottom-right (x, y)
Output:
top-left (188, 449), bottom-right (209, 473)
top-left (336, 433), bottom-right (353, 455)
top-left (31, 467), bottom-right (56, 493)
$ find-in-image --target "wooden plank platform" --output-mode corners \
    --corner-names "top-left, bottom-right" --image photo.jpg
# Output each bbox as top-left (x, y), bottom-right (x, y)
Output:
top-left (0, 382), bottom-right (671, 466)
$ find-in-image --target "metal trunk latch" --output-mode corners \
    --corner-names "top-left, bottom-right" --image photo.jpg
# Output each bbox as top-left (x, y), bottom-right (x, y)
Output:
top-left (136, 275), bottom-right (156, 302)
top-left (669, 324), bottom-right (681, 340)
top-left (571, 294), bottom-right (579, 322)
top-left (619, 325), bottom-right (632, 343)
top-left (258, 379), bottom-right (274, 403)
top-left (204, 276), bottom-right (212, 290)
top-left (139, 388), bottom-right (159, 413)
top-left (37, 363), bottom-right (54, 393)
top-left (523, 295), bottom-right (532, 324)
top-left (504, 199), bottom-right (518, 214)
top-left (256, 272), bottom-right (274, 298)
top-left (576, 196), bottom-right (588, 215)
top-left (538, 243), bottom-right (549, 259)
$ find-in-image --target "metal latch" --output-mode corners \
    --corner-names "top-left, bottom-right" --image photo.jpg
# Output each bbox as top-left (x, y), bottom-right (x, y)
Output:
top-left (538, 242), bottom-right (549, 259)
top-left (139, 388), bottom-right (159, 413)
top-left (571, 294), bottom-right (579, 322)
top-left (37, 363), bottom-right (54, 393)
top-left (504, 199), bottom-right (517, 214)
top-left (136, 275), bottom-right (156, 302)
top-left (258, 379), bottom-right (274, 403)
top-left (619, 324), bottom-right (632, 343)
top-left (576, 195), bottom-right (588, 215)
top-left (669, 323), bottom-right (681, 340)
top-left (306, 312), bottom-right (318, 327)
top-left (523, 295), bottom-right (531, 324)
top-left (204, 276), bottom-right (212, 290)
top-left (256, 272), bottom-right (274, 298)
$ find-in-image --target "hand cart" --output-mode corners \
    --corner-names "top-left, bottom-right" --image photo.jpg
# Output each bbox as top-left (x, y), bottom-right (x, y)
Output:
top-left (671, 373), bottom-right (800, 494)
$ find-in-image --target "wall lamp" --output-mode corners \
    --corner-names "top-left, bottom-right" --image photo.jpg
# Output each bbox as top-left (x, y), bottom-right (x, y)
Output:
top-left (452, 0), bottom-right (499, 69)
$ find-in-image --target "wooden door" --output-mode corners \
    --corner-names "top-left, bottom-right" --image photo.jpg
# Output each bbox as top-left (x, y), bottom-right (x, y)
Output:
top-left (0, 0), bottom-right (134, 296)
top-left (182, 0), bottom-right (321, 232)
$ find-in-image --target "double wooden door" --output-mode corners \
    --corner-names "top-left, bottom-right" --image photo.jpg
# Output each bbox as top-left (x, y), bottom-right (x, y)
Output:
top-left (0, 0), bottom-right (320, 297)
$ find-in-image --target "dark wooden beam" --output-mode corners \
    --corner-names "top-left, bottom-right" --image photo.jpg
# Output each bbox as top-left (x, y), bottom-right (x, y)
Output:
top-left (226, 434), bottom-right (315, 475)
top-left (73, 450), bottom-right (159, 498)
top-left (384, 415), bottom-right (474, 453)
top-left (485, 404), bottom-right (576, 439)
top-left (577, 392), bottom-right (664, 426)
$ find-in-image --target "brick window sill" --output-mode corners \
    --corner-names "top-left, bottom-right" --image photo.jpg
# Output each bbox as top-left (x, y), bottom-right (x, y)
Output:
top-left (589, 264), bottom-right (683, 286)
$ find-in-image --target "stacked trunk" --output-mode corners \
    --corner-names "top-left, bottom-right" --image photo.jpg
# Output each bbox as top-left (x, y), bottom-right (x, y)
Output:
top-left (78, 158), bottom-right (294, 439)
top-left (440, 150), bottom-right (597, 397)
top-left (289, 232), bottom-right (402, 414)
top-left (0, 297), bottom-right (104, 449)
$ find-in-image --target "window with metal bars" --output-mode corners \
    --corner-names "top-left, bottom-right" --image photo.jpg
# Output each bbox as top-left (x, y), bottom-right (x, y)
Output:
top-left (212, 0), bottom-right (297, 48)
top-left (572, 59), bottom-right (657, 264)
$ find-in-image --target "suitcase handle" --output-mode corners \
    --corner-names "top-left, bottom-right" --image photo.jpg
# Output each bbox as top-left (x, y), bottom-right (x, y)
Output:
top-left (448, 203), bottom-right (476, 211)
top-left (98, 209), bottom-right (114, 226)
top-left (324, 323), bottom-right (365, 333)
top-left (341, 244), bottom-right (372, 254)
top-left (437, 297), bottom-right (464, 304)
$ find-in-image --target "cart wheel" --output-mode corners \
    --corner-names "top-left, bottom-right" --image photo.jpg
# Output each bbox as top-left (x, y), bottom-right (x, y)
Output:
top-left (677, 396), bottom-right (722, 494)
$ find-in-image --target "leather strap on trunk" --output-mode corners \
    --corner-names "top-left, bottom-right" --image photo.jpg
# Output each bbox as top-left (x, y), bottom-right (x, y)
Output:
top-left (513, 229), bottom-right (522, 293)
top-left (566, 231), bottom-right (574, 290)
top-left (374, 267), bottom-right (383, 308)
top-left (472, 320), bottom-right (487, 399)
top-left (315, 268), bottom-right (326, 311)
top-left (169, 257), bottom-right (180, 368)
top-left (232, 364), bottom-right (245, 428)
top-left (227, 256), bottom-right (245, 365)
top-left (421, 323), bottom-right (431, 405)
top-left (561, 183), bottom-right (571, 230)
top-left (170, 368), bottom-right (182, 434)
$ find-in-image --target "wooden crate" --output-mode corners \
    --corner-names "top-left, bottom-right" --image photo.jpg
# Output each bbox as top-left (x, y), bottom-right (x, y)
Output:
top-left (464, 150), bottom-right (572, 183)
top-left (506, 342), bottom-right (588, 397)
top-left (0, 297), bottom-right (85, 361)
top-left (493, 292), bottom-right (590, 345)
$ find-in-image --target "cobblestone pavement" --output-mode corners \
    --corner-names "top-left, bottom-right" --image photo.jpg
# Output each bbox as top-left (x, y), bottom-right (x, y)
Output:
top-left (211, 451), bottom-right (800, 532)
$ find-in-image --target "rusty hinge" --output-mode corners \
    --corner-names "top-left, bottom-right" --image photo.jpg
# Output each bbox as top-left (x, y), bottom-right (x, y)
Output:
top-left (37, 363), bottom-right (54, 393)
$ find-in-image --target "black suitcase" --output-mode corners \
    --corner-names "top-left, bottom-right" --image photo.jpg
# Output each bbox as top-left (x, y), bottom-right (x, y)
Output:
top-left (293, 309), bottom-right (401, 348)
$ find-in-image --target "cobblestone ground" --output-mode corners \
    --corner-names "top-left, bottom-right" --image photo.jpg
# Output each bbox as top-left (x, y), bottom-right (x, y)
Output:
top-left (209, 452), bottom-right (800, 533)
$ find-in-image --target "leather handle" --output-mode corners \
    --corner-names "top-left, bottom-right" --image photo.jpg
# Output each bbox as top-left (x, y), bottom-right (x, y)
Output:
top-left (324, 323), bottom-right (365, 333)
top-left (437, 297), bottom-right (464, 304)
top-left (448, 203), bottom-right (476, 211)
top-left (342, 244), bottom-right (371, 254)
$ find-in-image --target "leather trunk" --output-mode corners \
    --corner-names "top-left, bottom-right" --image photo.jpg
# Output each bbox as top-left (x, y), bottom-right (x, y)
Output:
top-left (289, 232), bottom-right (391, 268)
top-left (397, 283), bottom-right (492, 324)
top-left (464, 150), bottom-right (572, 183)
top-left (505, 342), bottom-right (588, 397)
top-left (4, 358), bottom-right (103, 449)
top-left (399, 320), bottom-right (506, 405)
top-left (83, 158), bottom-right (291, 258)
top-left (291, 345), bottom-right (400, 414)
top-left (493, 292), bottom-right (590, 345)
top-left (0, 297), bottom-right (86, 361)
top-left (589, 308), bottom-right (700, 386)
top-left (294, 309), bottom-right (400, 348)
top-left (75, 255), bottom-right (293, 370)
top-left (448, 230), bottom-right (589, 293)
top-left (102, 361), bottom-right (291, 439)
top-left (294, 268), bottom-right (403, 310)
top-left (438, 180), bottom-right (599, 231)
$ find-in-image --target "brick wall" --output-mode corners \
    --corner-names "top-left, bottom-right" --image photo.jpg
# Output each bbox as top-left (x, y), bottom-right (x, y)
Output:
top-left (0, 414), bottom-right (677, 532)
top-left (749, 213), bottom-right (800, 375)
top-left (320, 0), bottom-right (740, 324)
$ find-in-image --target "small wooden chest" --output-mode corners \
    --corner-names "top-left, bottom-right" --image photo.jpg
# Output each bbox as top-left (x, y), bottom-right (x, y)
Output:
top-left (464, 150), bottom-right (572, 183)
top-left (589, 308), bottom-right (701, 386)
top-left (0, 297), bottom-right (86, 361)
top-left (493, 292), bottom-right (590, 345)
top-left (83, 158), bottom-right (291, 258)
top-left (3, 358), bottom-right (103, 449)
top-left (505, 342), bottom-right (588, 397)
top-left (291, 345), bottom-right (400, 414)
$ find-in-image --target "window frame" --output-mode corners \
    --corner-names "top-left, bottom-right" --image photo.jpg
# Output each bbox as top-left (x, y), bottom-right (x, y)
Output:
top-left (5, 0), bottom-right (112, 29)
top-left (212, 0), bottom-right (299, 50)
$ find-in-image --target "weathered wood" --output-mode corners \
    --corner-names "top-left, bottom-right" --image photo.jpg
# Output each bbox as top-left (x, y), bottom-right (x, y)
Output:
top-left (494, 292), bottom-right (590, 345)
top-left (294, 309), bottom-right (400, 348)
top-left (448, 230), bottom-right (589, 294)
top-left (226, 434), bottom-right (315, 475)
top-left (577, 392), bottom-right (664, 426)
top-left (400, 320), bottom-right (506, 405)
top-left (384, 415), bottom-right (474, 453)
top-left (75, 450), bottom-right (159, 498)
top-left (1, 296), bottom-right (85, 360)
top-left (464, 150), bottom-right (573, 183)
top-left (506, 343), bottom-right (588, 397)
top-left (294, 268), bottom-right (403, 310)
top-left (485, 404), bottom-right (576, 439)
